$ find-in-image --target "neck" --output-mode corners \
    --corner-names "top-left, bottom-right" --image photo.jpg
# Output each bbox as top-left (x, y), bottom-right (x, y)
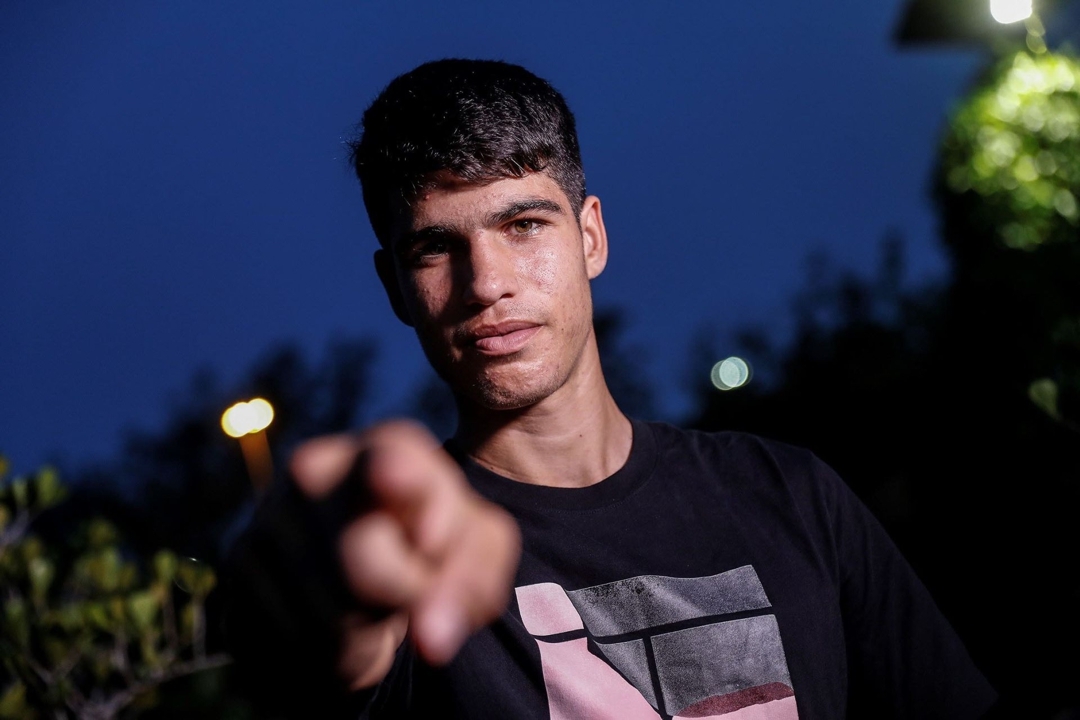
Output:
top-left (453, 343), bottom-right (633, 489)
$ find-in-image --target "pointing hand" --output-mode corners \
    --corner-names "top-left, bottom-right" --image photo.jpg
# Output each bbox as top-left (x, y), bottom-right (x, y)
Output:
top-left (289, 420), bottom-right (521, 689)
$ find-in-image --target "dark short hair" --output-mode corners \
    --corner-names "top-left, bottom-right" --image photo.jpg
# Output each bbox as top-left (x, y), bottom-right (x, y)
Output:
top-left (348, 58), bottom-right (586, 248)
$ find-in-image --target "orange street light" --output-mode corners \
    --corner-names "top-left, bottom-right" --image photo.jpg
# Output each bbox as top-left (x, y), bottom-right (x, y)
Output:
top-left (222, 398), bottom-right (275, 492)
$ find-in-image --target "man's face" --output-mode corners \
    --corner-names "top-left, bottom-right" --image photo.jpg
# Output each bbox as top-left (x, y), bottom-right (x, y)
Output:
top-left (377, 171), bottom-right (608, 411)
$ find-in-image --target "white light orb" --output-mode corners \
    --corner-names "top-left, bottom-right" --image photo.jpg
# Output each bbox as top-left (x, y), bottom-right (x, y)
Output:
top-left (990, 0), bottom-right (1033, 24)
top-left (710, 357), bottom-right (751, 391)
top-left (221, 398), bottom-right (275, 437)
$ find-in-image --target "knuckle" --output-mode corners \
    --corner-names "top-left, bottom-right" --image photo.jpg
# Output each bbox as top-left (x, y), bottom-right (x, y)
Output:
top-left (339, 513), bottom-right (424, 606)
top-left (338, 514), bottom-right (390, 571)
top-left (288, 434), bottom-right (360, 499)
top-left (363, 419), bottom-right (439, 451)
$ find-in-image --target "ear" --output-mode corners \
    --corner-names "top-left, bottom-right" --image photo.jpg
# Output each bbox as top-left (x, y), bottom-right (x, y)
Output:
top-left (579, 195), bottom-right (609, 280)
top-left (374, 248), bottom-right (415, 327)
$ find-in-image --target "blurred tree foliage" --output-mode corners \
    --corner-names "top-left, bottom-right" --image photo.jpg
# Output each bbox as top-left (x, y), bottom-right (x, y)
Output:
top-left (0, 461), bottom-right (226, 720)
top-left (942, 50), bottom-right (1080, 252)
top-left (938, 48), bottom-right (1080, 433)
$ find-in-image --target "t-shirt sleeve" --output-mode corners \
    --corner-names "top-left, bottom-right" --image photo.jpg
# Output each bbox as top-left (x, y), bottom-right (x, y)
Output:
top-left (806, 452), bottom-right (998, 719)
top-left (768, 451), bottom-right (993, 720)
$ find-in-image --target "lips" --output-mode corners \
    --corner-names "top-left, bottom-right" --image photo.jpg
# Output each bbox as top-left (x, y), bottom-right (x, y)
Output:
top-left (467, 321), bottom-right (542, 356)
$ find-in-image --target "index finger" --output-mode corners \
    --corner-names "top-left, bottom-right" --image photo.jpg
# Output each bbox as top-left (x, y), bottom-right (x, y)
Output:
top-left (288, 420), bottom-right (440, 501)
top-left (289, 433), bottom-right (364, 500)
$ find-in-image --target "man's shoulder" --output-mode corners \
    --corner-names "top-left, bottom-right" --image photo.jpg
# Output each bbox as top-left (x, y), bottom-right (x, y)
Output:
top-left (639, 419), bottom-right (823, 473)
top-left (635, 419), bottom-right (846, 513)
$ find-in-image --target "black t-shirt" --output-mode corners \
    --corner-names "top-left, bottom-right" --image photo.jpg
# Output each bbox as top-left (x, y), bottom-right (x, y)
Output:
top-left (359, 419), bottom-right (996, 719)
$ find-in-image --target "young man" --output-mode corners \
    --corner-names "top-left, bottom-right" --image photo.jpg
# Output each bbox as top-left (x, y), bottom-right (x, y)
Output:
top-left (223, 59), bottom-right (997, 719)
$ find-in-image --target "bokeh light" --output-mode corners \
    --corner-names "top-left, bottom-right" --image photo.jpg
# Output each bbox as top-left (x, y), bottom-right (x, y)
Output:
top-left (221, 398), bottom-right (275, 438)
top-left (710, 357), bottom-right (752, 391)
top-left (990, 0), bottom-right (1033, 24)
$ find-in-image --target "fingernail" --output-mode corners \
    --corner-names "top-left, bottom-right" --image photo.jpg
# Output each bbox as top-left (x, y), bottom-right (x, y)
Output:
top-left (419, 602), bottom-right (466, 664)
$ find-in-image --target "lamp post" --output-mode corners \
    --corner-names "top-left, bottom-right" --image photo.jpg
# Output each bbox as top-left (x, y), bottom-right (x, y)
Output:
top-left (221, 398), bottom-right (275, 493)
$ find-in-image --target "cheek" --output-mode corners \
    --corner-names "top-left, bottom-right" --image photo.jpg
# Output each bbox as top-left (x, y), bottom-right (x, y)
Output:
top-left (404, 273), bottom-right (450, 322)
top-left (522, 246), bottom-right (560, 293)
top-left (520, 244), bottom-right (585, 301)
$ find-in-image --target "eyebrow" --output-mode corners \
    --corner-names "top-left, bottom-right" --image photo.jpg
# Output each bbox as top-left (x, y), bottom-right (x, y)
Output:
top-left (395, 196), bottom-right (567, 252)
top-left (482, 197), bottom-right (565, 227)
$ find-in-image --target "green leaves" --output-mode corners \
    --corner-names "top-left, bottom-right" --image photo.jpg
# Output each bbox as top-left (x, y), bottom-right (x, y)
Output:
top-left (3, 598), bottom-right (30, 650)
top-left (1029, 377), bottom-right (1060, 419)
top-left (127, 591), bottom-right (160, 635)
top-left (26, 557), bottom-right (53, 608)
top-left (942, 50), bottom-right (1080, 251)
top-left (82, 601), bottom-right (111, 633)
top-left (0, 681), bottom-right (29, 720)
top-left (152, 550), bottom-right (178, 585)
top-left (0, 461), bottom-right (228, 719)
top-left (175, 558), bottom-right (216, 599)
top-left (86, 518), bottom-right (118, 550)
top-left (31, 468), bottom-right (63, 511)
top-left (0, 463), bottom-right (67, 523)
top-left (9, 479), bottom-right (27, 514)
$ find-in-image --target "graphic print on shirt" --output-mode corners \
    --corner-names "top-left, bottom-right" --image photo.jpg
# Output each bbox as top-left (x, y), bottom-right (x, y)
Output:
top-left (515, 565), bottom-right (799, 720)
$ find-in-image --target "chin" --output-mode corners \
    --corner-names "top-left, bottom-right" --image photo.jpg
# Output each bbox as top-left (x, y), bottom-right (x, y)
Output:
top-left (458, 360), bottom-right (567, 411)
top-left (469, 384), bottom-right (551, 411)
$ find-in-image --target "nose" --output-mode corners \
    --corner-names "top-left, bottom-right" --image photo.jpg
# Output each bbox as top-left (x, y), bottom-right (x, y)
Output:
top-left (459, 237), bottom-right (518, 307)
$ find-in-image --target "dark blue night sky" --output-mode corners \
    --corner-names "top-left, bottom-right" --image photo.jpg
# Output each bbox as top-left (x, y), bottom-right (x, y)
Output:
top-left (2, 1), bottom-right (989, 472)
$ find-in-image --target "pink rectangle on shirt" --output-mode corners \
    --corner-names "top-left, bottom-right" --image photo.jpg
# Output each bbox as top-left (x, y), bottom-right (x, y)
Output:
top-left (537, 638), bottom-right (661, 720)
top-left (516, 582), bottom-right (585, 636)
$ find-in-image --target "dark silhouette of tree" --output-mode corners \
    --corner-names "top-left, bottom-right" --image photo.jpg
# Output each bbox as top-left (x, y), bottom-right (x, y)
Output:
top-left (594, 308), bottom-right (657, 421)
top-left (924, 51), bottom-right (1080, 720)
top-left (408, 370), bottom-right (458, 441)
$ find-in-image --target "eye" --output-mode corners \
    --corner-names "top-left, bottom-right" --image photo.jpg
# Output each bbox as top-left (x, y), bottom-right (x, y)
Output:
top-left (404, 238), bottom-right (451, 266)
top-left (419, 239), bottom-right (449, 256)
top-left (509, 218), bottom-right (543, 235)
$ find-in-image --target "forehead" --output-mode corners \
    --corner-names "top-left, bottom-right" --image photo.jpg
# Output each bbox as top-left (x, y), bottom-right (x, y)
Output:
top-left (397, 171), bottom-right (572, 234)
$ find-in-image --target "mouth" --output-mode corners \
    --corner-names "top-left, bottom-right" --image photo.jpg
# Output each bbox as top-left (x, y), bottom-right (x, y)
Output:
top-left (467, 321), bottom-right (542, 357)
